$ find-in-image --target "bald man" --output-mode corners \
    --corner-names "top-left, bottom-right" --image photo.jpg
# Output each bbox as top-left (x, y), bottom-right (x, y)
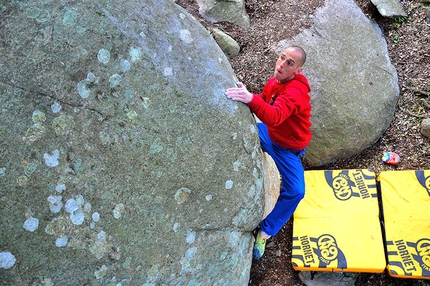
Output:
top-left (226, 46), bottom-right (312, 259)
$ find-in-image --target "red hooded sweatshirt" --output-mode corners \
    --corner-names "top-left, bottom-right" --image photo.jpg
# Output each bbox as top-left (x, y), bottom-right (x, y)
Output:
top-left (247, 74), bottom-right (312, 150)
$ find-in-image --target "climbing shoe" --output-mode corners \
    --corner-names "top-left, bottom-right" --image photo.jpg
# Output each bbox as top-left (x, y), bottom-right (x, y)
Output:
top-left (253, 230), bottom-right (266, 259)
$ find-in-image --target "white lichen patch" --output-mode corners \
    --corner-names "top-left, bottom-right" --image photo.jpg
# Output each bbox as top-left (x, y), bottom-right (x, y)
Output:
top-left (125, 90), bottom-right (133, 99)
top-left (23, 217), bottom-right (39, 232)
top-left (249, 124), bottom-right (256, 133)
top-left (173, 222), bottom-right (180, 232)
top-left (70, 209), bottom-right (84, 225)
top-left (174, 188), bottom-right (191, 204)
top-left (113, 203), bottom-right (124, 219)
top-left (77, 80), bottom-right (91, 99)
top-left (120, 59), bottom-right (131, 72)
top-left (129, 47), bottom-right (143, 62)
top-left (77, 26), bottom-right (86, 36)
top-left (94, 264), bottom-right (108, 279)
top-left (84, 202), bottom-right (91, 212)
top-left (122, 256), bottom-right (132, 269)
top-left (65, 198), bottom-right (78, 213)
top-left (205, 195), bottom-right (212, 201)
top-left (55, 236), bottom-right (68, 247)
top-left (51, 102), bottom-right (62, 113)
top-left (44, 149), bottom-right (59, 167)
top-left (47, 195), bottom-right (63, 213)
top-left (247, 185), bottom-right (256, 198)
top-left (225, 180), bottom-right (234, 190)
top-left (41, 278), bottom-right (53, 286)
top-left (253, 167), bottom-right (263, 190)
top-left (179, 29), bottom-right (193, 44)
top-left (65, 196), bottom-right (85, 225)
top-left (186, 231), bottom-right (196, 245)
top-left (163, 67), bottom-right (173, 77)
top-left (0, 167), bottom-right (5, 176)
top-left (32, 110), bottom-right (46, 123)
top-left (0, 252), bottom-right (16, 269)
top-left (86, 72), bottom-right (99, 83)
top-left (149, 138), bottom-right (163, 154)
top-left (98, 230), bottom-right (106, 239)
top-left (233, 160), bottom-right (240, 171)
top-left (109, 74), bottom-right (122, 88)
top-left (75, 195), bottom-right (84, 207)
top-left (62, 10), bottom-right (78, 27)
top-left (180, 247), bottom-right (197, 275)
top-left (97, 49), bottom-right (110, 64)
top-left (92, 212), bottom-right (100, 222)
top-left (55, 184), bottom-right (66, 193)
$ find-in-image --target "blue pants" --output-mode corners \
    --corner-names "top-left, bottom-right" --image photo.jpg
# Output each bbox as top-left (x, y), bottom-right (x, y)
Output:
top-left (257, 123), bottom-right (305, 236)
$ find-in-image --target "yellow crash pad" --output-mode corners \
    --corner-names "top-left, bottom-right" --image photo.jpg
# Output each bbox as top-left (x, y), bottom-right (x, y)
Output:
top-left (292, 169), bottom-right (386, 273)
top-left (379, 170), bottom-right (430, 280)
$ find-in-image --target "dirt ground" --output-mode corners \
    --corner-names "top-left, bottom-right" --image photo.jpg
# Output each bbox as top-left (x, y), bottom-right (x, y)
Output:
top-left (176, 0), bottom-right (429, 285)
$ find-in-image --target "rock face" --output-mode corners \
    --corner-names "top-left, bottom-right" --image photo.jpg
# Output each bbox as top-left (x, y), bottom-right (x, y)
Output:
top-left (275, 0), bottom-right (400, 166)
top-left (196, 0), bottom-right (250, 29)
top-left (0, 0), bottom-right (264, 284)
top-left (371, 0), bottom-right (407, 17)
top-left (421, 118), bottom-right (430, 138)
top-left (212, 28), bottom-right (241, 57)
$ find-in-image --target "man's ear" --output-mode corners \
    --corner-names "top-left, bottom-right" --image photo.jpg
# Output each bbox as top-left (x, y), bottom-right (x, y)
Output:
top-left (296, 67), bottom-right (303, 74)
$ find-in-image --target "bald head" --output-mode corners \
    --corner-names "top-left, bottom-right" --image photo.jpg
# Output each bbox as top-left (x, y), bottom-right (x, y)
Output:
top-left (287, 46), bottom-right (306, 67)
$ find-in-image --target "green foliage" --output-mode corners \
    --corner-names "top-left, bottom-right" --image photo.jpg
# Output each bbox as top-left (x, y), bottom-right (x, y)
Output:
top-left (392, 35), bottom-right (400, 44)
top-left (391, 16), bottom-right (407, 28)
top-left (394, 16), bottom-right (407, 23)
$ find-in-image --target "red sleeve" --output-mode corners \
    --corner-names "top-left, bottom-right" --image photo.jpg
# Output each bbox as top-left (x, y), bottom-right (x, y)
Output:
top-left (248, 88), bottom-right (298, 127)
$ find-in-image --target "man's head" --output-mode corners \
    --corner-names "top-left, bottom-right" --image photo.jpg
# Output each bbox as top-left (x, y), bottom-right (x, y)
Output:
top-left (274, 46), bottom-right (306, 83)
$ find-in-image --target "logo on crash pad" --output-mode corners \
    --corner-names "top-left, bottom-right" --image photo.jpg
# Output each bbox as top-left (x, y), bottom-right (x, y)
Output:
top-left (292, 234), bottom-right (347, 269)
top-left (324, 170), bottom-right (378, 201)
top-left (387, 238), bottom-right (430, 277)
top-left (415, 170), bottom-right (430, 197)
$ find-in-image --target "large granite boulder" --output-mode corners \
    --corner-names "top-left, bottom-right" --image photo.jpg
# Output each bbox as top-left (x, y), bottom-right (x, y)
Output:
top-left (0, 0), bottom-right (264, 284)
top-left (371, 0), bottom-right (407, 17)
top-left (275, 0), bottom-right (399, 166)
top-left (196, 0), bottom-right (250, 29)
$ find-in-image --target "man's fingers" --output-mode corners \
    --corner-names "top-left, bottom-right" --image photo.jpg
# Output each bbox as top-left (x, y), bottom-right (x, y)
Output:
top-left (226, 82), bottom-right (250, 103)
